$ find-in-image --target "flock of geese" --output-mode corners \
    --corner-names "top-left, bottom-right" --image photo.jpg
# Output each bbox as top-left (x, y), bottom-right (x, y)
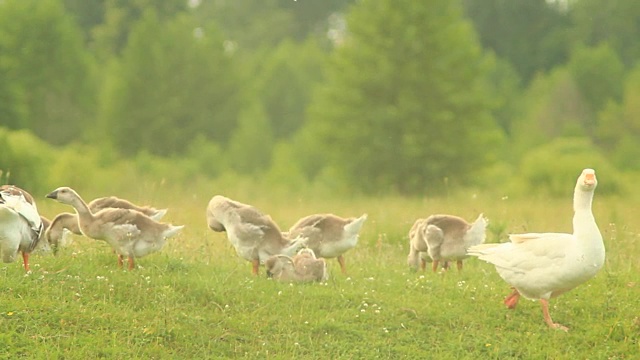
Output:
top-left (0, 169), bottom-right (605, 331)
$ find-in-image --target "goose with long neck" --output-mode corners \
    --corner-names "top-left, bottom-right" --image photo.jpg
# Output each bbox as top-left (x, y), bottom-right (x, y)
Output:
top-left (45, 197), bottom-right (167, 253)
top-left (46, 187), bottom-right (183, 270)
top-left (467, 168), bottom-right (605, 331)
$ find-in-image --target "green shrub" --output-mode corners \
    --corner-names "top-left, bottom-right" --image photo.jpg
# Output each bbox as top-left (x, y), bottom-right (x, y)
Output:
top-left (517, 137), bottom-right (622, 196)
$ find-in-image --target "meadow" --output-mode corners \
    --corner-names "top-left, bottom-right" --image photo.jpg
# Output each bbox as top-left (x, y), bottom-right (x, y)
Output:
top-left (1, 184), bottom-right (638, 359)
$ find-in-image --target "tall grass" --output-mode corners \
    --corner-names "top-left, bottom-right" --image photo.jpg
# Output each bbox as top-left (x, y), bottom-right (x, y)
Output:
top-left (2, 189), bottom-right (638, 359)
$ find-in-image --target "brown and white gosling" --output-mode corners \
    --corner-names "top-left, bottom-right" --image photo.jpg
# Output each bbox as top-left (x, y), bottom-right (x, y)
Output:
top-left (46, 196), bottom-right (167, 253)
top-left (46, 187), bottom-right (183, 270)
top-left (206, 195), bottom-right (306, 275)
top-left (285, 213), bottom-right (367, 274)
top-left (407, 214), bottom-right (487, 272)
top-left (265, 248), bottom-right (328, 283)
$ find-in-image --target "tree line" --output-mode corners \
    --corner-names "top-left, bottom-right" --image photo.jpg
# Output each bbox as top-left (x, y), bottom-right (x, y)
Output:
top-left (1, 0), bottom-right (638, 195)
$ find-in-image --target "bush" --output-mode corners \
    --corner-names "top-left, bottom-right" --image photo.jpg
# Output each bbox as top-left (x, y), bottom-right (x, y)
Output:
top-left (517, 137), bottom-right (622, 196)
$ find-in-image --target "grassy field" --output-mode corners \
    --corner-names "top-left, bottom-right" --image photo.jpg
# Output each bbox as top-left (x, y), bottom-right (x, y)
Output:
top-left (1, 188), bottom-right (638, 359)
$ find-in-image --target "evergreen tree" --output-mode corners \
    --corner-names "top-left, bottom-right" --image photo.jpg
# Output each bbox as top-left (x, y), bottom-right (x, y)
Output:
top-left (305, 0), bottom-right (504, 194)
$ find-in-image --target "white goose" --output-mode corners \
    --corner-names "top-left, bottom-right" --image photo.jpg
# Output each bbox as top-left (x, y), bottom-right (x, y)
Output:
top-left (285, 213), bottom-right (368, 274)
top-left (467, 168), bottom-right (605, 331)
top-left (206, 195), bottom-right (306, 275)
top-left (407, 214), bottom-right (487, 272)
top-left (46, 196), bottom-right (167, 252)
top-left (0, 185), bottom-right (46, 272)
top-left (46, 187), bottom-right (183, 270)
top-left (265, 248), bottom-right (329, 283)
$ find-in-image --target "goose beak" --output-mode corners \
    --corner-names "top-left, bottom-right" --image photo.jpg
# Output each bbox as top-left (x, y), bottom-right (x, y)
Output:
top-left (45, 190), bottom-right (58, 199)
top-left (584, 173), bottom-right (596, 186)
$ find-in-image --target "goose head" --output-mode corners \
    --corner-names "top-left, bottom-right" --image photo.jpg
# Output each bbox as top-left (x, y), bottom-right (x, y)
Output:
top-left (46, 187), bottom-right (80, 205)
top-left (577, 168), bottom-right (597, 191)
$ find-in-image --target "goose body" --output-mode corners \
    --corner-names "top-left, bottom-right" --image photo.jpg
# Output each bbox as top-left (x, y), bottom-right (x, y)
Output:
top-left (407, 214), bottom-right (487, 271)
top-left (46, 187), bottom-right (183, 269)
top-left (45, 197), bottom-right (167, 251)
top-left (0, 185), bottom-right (46, 271)
top-left (265, 248), bottom-right (328, 283)
top-left (286, 213), bottom-right (367, 274)
top-left (206, 195), bottom-right (306, 275)
top-left (467, 169), bottom-right (605, 331)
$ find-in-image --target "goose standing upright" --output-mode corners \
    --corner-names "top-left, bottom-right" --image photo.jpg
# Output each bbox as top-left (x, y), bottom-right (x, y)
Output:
top-left (206, 195), bottom-right (306, 275)
top-left (467, 168), bottom-right (605, 331)
top-left (46, 187), bottom-right (183, 270)
top-left (407, 214), bottom-right (487, 272)
top-left (0, 185), bottom-right (46, 272)
top-left (286, 213), bottom-right (368, 274)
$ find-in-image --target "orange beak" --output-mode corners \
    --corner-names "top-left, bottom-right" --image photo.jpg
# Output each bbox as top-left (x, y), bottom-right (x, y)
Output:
top-left (584, 172), bottom-right (596, 185)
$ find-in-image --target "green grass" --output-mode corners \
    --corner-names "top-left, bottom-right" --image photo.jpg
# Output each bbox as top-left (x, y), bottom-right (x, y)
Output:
top-left (2, 191), bottom-right (639, 359)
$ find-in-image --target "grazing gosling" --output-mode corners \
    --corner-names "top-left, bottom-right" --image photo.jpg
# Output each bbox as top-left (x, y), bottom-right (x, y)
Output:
top-left (206, 195), bottom-right (306, 275)
top-left (285, 213), bottom-right (367, 274)
top-left (46, 187), bottom-right (183, 270)
top-left (265, 248), bottom-right (328, 283)
top-left (407, 214), bottom-right (487, 272)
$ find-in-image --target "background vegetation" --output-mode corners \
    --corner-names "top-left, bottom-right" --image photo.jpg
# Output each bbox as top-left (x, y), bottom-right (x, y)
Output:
top-left (2, 0), bottom-right (640, 197)
top-left (1, 1), bottom-right (639, 357)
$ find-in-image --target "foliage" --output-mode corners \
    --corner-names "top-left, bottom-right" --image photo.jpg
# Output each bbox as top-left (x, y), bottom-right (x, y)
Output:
top-left (0, 0), bottom-right (96, 145)
top-left (306, 0), bottom-right (505, 195)
top-left (567, 43), bottom-right (625, 128)
top-left (511, 68), bottom-right (591, 155)
top-left (99, 9), bottom-right (241, 156)
top-left (251, 38), bottom-right (328, 140)
top-left (462, 0), bottom-right (571, 83)
top-left (517, 137), bottom-right (622, 196)
top-left (595, 64), bottom-right (640, 170)
top-left (226, 101), bottom-right (275, 175)
top-left (570, 0), bottom-right (640, 68)
top-left (0, 127), bottom-right (52, 193)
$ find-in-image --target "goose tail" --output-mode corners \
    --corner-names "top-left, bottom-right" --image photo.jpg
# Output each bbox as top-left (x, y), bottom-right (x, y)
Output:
top-left (344, 214), bottom-right (368, 238)
top-left (163, 225), bottom-right (184, 239)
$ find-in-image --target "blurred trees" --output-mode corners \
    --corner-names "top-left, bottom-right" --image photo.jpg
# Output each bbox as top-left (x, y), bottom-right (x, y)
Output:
top-left (305, 0), bottom-right (504, 194)
top-left (0, 0), bottom-right (96, 145)
top-left (97, 10), bottom-right (241, 156)
top-left (2, 0), bottom-right (640, 195)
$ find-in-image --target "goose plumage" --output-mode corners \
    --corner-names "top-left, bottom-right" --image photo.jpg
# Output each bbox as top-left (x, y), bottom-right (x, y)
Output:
top-left (0, 185), bottom-right (47, 271)
top-left (206, 195), bottom-right (306, 275)
top-left (407, 214), bottom-right (487, 272)
top-left (467, 168), bottom-right (605, 331)
top-left (46, 187), bottom-right (183, 270)
top-left (45, 196), bottom-right (167, 252)
top-left (286, 213), bottom-right (367, 274)
top-left (265, 248), bottom-right (328, 283)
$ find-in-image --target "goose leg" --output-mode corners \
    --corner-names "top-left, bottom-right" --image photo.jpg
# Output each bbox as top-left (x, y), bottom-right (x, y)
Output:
top-left (540, 299), bottom-right (569, 332)
top-left (117, 254), bottom-right (124, 268)
top-left (22, 252), bottom-right (30, 272)
top-left (504, 288), bottom-right (521, 309)
top-left (128, 256), bottom-right (135, 270)
top-left (337, 255), bottom-right (347, 274)
top-left (252, 259), bottom-right (260, 275)
top-left (420, 258), bottom-right (426, 271)
top-left (431, 260), bottom-right (439, 272)
top-left (456, 260), bottom-right (463, 271)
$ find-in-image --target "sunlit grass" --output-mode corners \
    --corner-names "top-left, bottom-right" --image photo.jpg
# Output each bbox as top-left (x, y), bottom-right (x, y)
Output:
top-left (2, 190), bottom-right (639, 358)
